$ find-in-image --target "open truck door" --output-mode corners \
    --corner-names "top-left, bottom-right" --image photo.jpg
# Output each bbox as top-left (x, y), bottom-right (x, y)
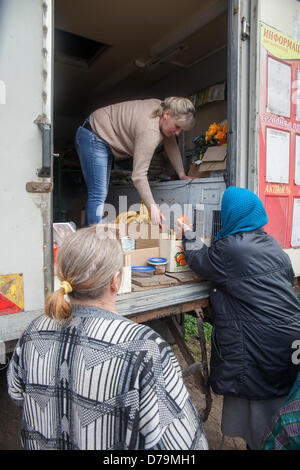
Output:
top-left (0, 0), bottom-right (53, 362)
top-left (229, 0), bottom-right (300, 275)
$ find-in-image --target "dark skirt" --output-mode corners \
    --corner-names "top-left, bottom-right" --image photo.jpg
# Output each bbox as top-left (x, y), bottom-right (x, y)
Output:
top-left (221, 395), bottom-right (286, 449)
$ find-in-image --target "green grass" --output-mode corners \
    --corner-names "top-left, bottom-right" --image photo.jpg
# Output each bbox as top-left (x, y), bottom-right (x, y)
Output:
top-left (184, 314), bottom-right (212, 344)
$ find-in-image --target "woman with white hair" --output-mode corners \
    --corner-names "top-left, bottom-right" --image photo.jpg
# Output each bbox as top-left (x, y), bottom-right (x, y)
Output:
top-left (75, 97), bottom-right (196, 226)
top-left (7, 225), bottom-right (208, 451)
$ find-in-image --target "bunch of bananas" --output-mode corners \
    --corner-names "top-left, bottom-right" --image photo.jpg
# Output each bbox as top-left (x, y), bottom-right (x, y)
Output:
top-left (115, 201), bottom-right (151, 224)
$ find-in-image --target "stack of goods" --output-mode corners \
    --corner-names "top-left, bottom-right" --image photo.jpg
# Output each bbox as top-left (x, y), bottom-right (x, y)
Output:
top-left (148, 146), bottom-right (176, 181)
top-left (114, 202), bottom-right (160, 276)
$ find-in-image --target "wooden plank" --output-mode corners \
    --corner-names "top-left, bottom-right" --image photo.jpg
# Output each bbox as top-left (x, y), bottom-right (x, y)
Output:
top-left (132, 274), bottom-right (178, 288)
top-left (117, 281), bottom-right (211, 317)
top-left (165, 271), bottom-right (203, 283)
top-left (131, 284), bottom-right (158, 292)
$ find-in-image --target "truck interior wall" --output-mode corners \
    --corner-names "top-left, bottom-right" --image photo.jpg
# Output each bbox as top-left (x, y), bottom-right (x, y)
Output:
top-left (53, 72), bottom-right (228, 227)
top-left (52, 3), bottom-right (228, 226)
top-left (53, 45), bottom-right (228, 150)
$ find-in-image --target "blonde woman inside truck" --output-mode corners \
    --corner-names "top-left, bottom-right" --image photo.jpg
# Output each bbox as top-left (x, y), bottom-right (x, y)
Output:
top-left (75, 97), bottom-right (196, 226)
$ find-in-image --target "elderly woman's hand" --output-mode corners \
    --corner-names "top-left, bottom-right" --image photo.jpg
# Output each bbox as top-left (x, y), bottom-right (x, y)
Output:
top-left (176, 216), bottom-right (192, 239)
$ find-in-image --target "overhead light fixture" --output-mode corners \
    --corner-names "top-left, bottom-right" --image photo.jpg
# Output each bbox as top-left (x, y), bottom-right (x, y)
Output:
top-left (135, 44), bottom-right (187, 71)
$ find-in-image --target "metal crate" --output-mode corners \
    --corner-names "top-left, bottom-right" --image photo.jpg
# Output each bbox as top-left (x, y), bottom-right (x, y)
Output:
top-left (106, 176), bottom-right (226, 240)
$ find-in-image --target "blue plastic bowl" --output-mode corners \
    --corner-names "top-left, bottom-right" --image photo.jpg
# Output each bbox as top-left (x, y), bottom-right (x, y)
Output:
top-left (131, 266), bottom-right (155, 272)
top-left (147, 257), bottom-right (168, 265)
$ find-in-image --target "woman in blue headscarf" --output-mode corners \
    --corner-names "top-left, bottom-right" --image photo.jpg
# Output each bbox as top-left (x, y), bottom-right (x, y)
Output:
top-left (178, 186), bottom-right (300, 450)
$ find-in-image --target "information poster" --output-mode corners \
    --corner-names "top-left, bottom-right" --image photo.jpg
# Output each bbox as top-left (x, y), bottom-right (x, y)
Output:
top-left (296, 69), bottom-right (300, 121)
top-left (266, 128), bottom-right (290, 183)
top-left (295, 135), bottom-right (300, 185)
top-left (260, 23), bottom-right (300, 248)
top-left (267, 57), bottom-right (291, 117)
top-left (291, 199), bottom-right (300, 247)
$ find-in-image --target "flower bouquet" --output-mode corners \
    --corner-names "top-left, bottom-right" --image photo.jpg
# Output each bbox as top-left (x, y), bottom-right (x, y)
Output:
top-left (193, 121), bottom-right (228, 161)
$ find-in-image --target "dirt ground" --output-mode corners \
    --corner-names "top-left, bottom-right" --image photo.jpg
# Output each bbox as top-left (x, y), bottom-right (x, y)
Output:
top-left (0, 340), bottom-right (245, 451)
top-left (0, 361), bottom-right (23, 450)
top-left (172, 339), bottom-right (246, 451)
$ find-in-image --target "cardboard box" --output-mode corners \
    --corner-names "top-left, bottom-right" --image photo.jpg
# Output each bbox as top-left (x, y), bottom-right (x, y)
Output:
top-left (125, 246), bottom-right (160, 266)
top-left (199, 145), bottom-right (227, 172)
top-left (187, 163), bottom-right (211, 178)
top-left (98, 222), bottom-right (173, 267)
top-left (127, 225), bottom-right (160, 266)
top-left (159, 238), bottom-right (190, 273)
top-left (103, 223), bottom-right (161, 267)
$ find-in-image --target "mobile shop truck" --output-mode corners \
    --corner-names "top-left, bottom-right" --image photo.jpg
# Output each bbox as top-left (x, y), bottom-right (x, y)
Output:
top-left (1, 0), bottom-right (300, 363)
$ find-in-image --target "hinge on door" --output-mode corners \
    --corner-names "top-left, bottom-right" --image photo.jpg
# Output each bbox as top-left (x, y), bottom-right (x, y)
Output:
top-left (26, 182), bottom-right (53, 193)
top-left (241, 16), bottom-right (250, 41)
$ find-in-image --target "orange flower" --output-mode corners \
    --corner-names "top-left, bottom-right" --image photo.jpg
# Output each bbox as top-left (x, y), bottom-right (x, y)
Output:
top-left (206, 123), bottom-right (218, 140)
top-left (221, 122), bottom-right (228, 133)
top-left (215, 131), bottom-right (226, 141)
top-left (205, 122), bottom-right (228, 145)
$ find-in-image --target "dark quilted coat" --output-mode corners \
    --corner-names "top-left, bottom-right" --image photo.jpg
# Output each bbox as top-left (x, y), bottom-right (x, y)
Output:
top-left (184, 228), bottom-right (300, 400)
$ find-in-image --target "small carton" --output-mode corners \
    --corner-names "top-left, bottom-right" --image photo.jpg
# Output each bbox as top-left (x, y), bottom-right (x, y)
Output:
top-left (118, 254), bottom-right (132, 294)
top-left (53, 222), bottom-right (76, 246)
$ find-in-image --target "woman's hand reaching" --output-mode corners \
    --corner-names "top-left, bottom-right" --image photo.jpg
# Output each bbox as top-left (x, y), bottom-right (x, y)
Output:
top-left (150, 204), bottom-right (166, 228)
top-left (178, 171), bottom-right (198, 180)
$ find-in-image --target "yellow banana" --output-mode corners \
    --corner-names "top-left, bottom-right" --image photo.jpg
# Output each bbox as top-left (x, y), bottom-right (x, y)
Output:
top-left (126, 215), bottom-right (137, 224)
top-left (125, 211), bottom-right (138, 221)
top-left (116, 211), bottom-right (137, 223)
top-left (139, 201), bottom-right (148, 217)
top-left (141, 203), bottom-right (151, 224)
top-left (116, 212), bottom-right (127, 223)
top-left (139, 201), bottom-right (144, 216)
top-left (135, 214), bottom-right (149, 224)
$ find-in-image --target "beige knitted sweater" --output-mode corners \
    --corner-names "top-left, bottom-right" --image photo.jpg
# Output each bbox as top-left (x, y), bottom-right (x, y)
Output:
top-left (89, 99), bottom-right (184, 208)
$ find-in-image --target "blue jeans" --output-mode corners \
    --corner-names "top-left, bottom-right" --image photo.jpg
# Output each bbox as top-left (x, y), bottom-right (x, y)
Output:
top-left (75, 120), bottom-right (114, 225)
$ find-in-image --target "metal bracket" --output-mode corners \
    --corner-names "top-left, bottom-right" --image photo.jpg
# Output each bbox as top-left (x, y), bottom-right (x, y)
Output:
top-left (26, 182), bottom-right (53, 193)
top-left (241, 16), bottom-right (250, 41)
top-left (0, 340), bottom-right (6, 365)
top-left (34, 116), bottom-right (51, 178)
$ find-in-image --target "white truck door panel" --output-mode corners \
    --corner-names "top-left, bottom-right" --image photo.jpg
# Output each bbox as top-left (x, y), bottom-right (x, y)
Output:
top-left (0, 0), bottom-right (53, 349)
top-left (228, 0), bottom-right (300, 274)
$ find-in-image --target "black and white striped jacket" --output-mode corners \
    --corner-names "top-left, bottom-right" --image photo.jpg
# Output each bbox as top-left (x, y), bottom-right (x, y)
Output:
top-left (7, 305), bottom-right (208, 450)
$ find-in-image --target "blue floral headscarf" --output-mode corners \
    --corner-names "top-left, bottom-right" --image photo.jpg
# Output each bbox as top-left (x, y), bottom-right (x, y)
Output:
top-left (215, 186), bottom-right (268, 241)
